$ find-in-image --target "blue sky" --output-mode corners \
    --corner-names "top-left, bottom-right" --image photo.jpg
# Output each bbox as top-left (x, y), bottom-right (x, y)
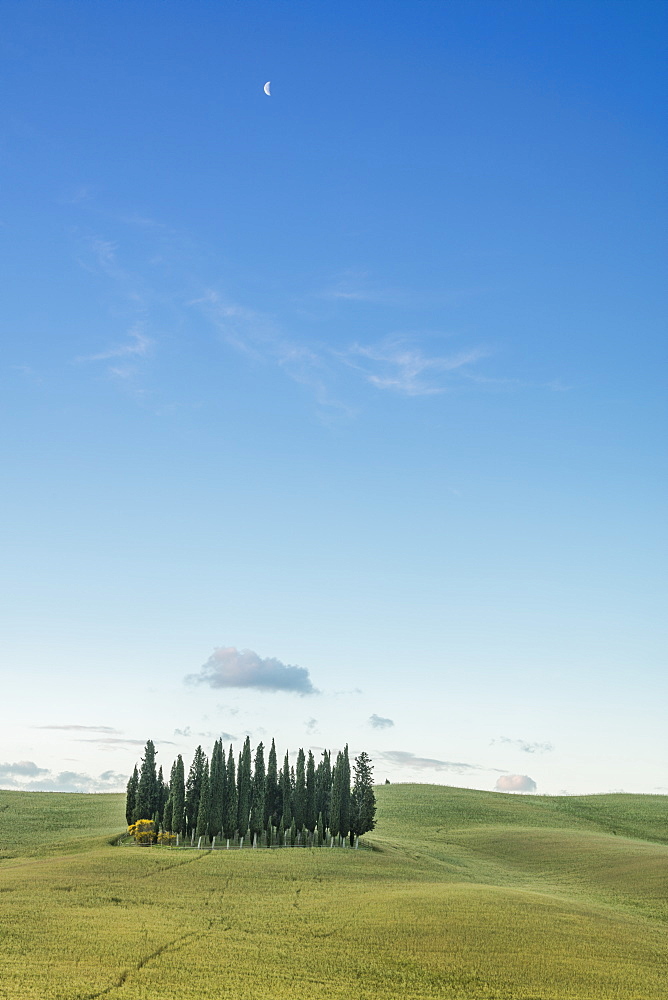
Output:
top-left (1, 0), bottom-right (665, 796)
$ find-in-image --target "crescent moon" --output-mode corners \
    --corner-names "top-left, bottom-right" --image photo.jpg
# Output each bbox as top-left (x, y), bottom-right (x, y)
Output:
top-left (263, 81), bottom-right (271, 96)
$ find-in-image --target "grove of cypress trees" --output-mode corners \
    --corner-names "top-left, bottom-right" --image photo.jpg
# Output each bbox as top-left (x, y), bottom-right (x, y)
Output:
top-left (223, 745), bottom-right (237, 840)
top-left (125, 765), bottom-right (138, 825)
top-left (293, 748), bottom-right (306, 832)
top-left (250, 742), bottom-right (265, 838)
top-left (305, 750), bottom-right (316, 833)
top-left (128, 737), bottom-right (372, 849)
top-left (171, 754), bottom-right (186, 836)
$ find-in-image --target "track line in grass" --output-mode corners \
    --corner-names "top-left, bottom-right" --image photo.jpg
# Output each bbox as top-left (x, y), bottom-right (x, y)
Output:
top-left (133, 847), bottom-right (212, 878)
top-left (81, 929), bottom-right (201, 999)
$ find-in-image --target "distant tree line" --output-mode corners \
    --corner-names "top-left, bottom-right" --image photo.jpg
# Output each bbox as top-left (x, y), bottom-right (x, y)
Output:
top-left (125, 738), bottom-right (376, 847)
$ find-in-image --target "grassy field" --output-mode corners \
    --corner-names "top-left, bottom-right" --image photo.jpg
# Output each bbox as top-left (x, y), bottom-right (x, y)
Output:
top-left (0, 785), bottom-right (666, 999)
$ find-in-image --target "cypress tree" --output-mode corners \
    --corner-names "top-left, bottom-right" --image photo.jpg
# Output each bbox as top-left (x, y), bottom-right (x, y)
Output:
top-left (135, 740), bottom-right (158, 821)
top-left (316, 750), bottom-right (332, 830)
top-left (293, 748), bottom-right (306, 832)
top-left (209, 739), bottom-right (225, 839)
top-left (125, 765), bottom-right (138, 825)
top-left (156, 765), bottom-right (168, 826)
top-left (339, 744), bottom-right (351, 841)
top-left (265, 739), bottom-right (279, 826)
top-left (185, 746), bottom-right (206, 833)
top-left (171, 755), bottom-right (186, 835)
top-left (330, 751), bottom-right (342, 838)
top-left (220, 742), bottom-right (228, 829)
top-left (163, 793), bottom-right (173, 833)
top-left (223, 745), bottom-right (237, 839)
top-left (350, 750), bottom-right (376, 844)
top-left (196, 760), bottom-right (210, 840)
top-left (280, 751), bottom-right (292, 826)
top-left (237, 737), bottom-right (252, 835)
top-left (305, 750), bottom-right (316, 832)
top-left (250, 742), bottom-right (266, 838)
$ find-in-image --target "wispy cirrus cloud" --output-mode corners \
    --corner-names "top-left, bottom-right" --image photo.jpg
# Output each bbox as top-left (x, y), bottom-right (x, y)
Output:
top-left (187, 647), bottom-right (318, 695)
top-left (69, 219), bottom-right (539, 417)
top-left (190, 289), bottom-right (351, 414)
top-left (75, 323), bottom-right (154, 383)
top-left (342, 337), bottom-right (487, 396)
top-left (491, 736), bottom-right (554, 754)
top-left (189, 289), bottom-right (279, 359)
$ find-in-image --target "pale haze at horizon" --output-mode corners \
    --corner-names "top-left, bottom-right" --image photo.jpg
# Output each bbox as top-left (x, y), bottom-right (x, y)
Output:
top-left (1, 1), bottom-right (665, 797)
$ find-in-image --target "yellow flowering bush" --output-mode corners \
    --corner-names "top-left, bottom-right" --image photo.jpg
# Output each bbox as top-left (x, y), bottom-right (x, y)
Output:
top-left (127, 819), bottom-right (156, 845)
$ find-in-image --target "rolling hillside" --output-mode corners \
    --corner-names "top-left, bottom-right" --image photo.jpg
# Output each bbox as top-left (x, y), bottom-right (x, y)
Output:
top-left (0, 784), bottom-right (666, 999)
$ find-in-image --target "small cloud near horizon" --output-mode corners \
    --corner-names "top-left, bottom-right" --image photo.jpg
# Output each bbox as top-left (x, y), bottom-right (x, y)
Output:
top-left (378, 751), bottom-right (489, 774)
top-left (495, 774), bottom-right (537, 793)
top-left (187, 647), bottom-right (318, 695)
top-left (491, 736), bottom-right (553, 754)
top-left (369, 714), bottom-right (394, 730)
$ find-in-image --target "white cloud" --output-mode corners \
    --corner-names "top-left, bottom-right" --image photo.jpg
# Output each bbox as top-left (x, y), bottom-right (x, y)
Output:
top-left (0, 760), bottom-right (49, 778)
top-left (369, 714), bottom-right (394, 730)
top-left (188, 646), bottom-right (318, 695)
top-left (495, 774), bottom-right (537, 793)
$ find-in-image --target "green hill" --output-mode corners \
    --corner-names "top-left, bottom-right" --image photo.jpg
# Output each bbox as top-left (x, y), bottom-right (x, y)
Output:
top-left (0, 789), bottom-right (126, 860)
top-left (0, 784), bottom-right (666, 999)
